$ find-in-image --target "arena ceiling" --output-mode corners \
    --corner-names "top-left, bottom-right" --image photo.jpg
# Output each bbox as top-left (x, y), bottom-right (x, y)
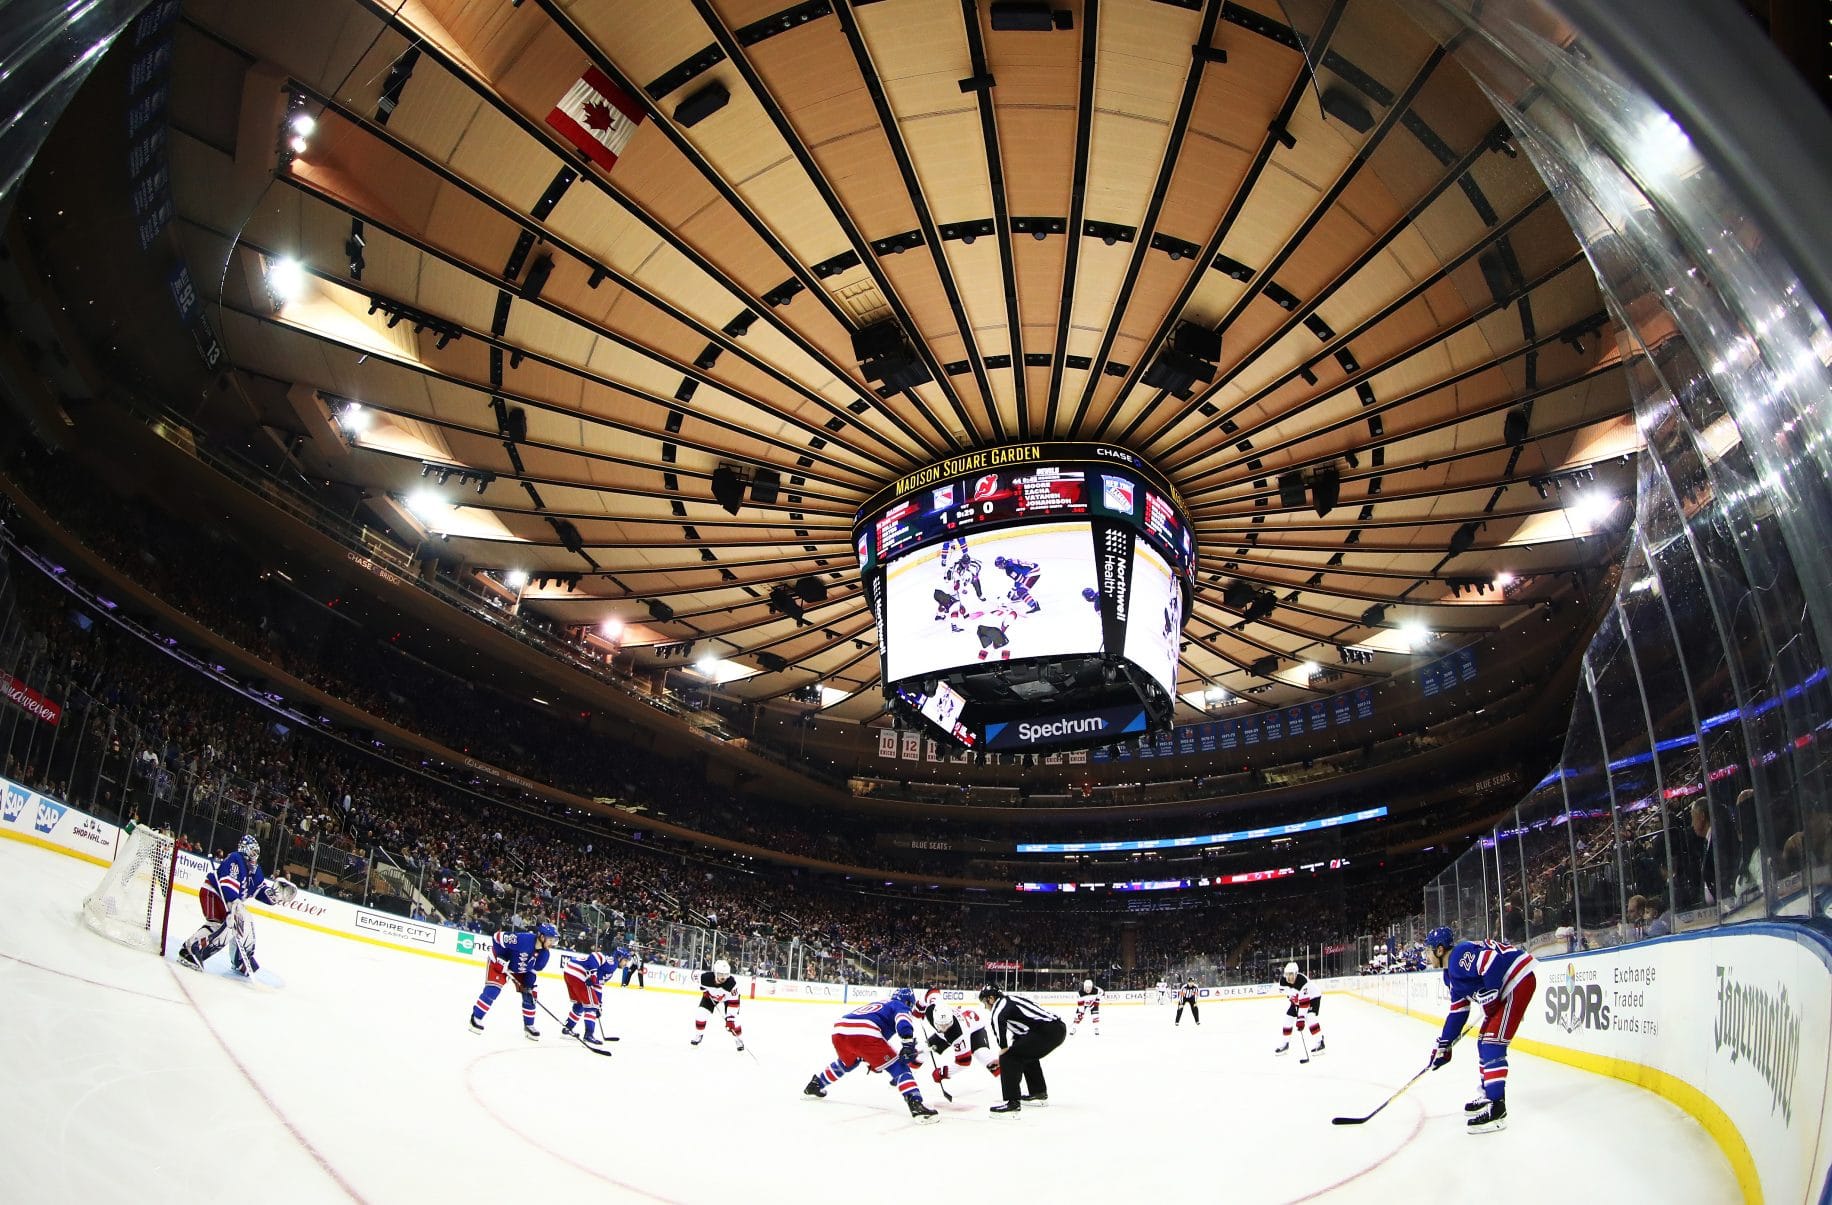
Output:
top-left (166, 0), bottom-right (1636, 725)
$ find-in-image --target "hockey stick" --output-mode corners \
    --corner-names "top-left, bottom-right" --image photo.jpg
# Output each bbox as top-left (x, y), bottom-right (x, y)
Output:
top-left (1330, 1028), bottom-right (1468, 1125)
top-left (920, 1020), bottom-right (954, 1102)
top-left (536, 998), bottom-right (615, 1057)
top-left (1295, 1023), bottom-right (1310, 1065)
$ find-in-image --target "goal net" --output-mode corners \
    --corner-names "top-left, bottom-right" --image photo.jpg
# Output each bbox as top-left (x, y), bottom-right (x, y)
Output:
top-left (81, 824), bottom-right (179, 953)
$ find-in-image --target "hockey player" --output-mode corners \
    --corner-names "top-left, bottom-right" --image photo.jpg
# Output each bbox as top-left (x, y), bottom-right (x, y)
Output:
top-left (1072, 978), bottom-right (1102, 1036)
top-left (1274, 962), bottom-right (1324, 1055)
top-left (560, 934), bottom-right (615, 1047)
top-left (1175, 978), bottom-right (1201, 1025)
top-left (804, 987), bottom-right (938, 1122)
top-left (992, 555), bottom-right (1042, 613)
top-left (692, 958), bottom-right (744, 1051)
top-left (979, 985), bottom-right (1065, 1115)
top-left (1155, 977), bottom-right (1169, 1005)
top-left (920, 995), bottom-right (1000, 1087)
top-left (469, 922), bottom-right (558, 1039)
top-left (942, 537), bottom-right (983, 600)
top-left (1426, 926), bottom-right (1539, 1133)
top-left (177, 835), bottom-right (295, 976)
top-left (976, 604), bottom-right (1016, 660)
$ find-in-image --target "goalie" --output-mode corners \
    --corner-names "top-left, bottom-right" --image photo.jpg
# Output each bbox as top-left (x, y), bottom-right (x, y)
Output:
top-left (177, 835), bottom-right (295, 976)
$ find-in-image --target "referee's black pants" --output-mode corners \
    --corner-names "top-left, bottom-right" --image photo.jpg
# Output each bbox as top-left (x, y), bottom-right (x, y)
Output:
top-left (1176, 998), bottom-right (1199, 1024)
top-left (1000, 1018), bottom-right (1067, 1103)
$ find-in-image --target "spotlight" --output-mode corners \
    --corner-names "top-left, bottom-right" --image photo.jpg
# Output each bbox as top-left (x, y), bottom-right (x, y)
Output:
top-left (289, 135), bottom-right (310, 155)
top-left (1398, 621), bottom-right (1431, 652)
top-left (266, 257), bottom-right (304, 303)
top-left (406, 490), bottom-right (443, 520)
top-left (289, 112), bottom-right (316, 138)
top-left (1569, 491), bottom-right (1618, 529)
top-left (337, 403), bottom-right (370, 433)
top-left (600, 618), bottom-right (623, 639)
top-left (1494, 571), bottom-right (1516, 588)
top-left (1298, 660), bottom-right (1320, 680)
top-left (505, 570), bottom-right (528, 589)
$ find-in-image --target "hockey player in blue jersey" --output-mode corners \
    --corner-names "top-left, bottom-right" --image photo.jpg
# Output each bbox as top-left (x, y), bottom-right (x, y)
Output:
top-left (470, 922), bottom-right (558, 1039)
top-left (177, 835), bottom-right (295, 976)
top-left (1426, 926), bottom-right (1539, 1133)
top-left (802, 987), bottom-right (939, 1122)
top-left (560, 934), bottom-right (615, 1047)
top-left (992, 555), bottom-right (1042, 613)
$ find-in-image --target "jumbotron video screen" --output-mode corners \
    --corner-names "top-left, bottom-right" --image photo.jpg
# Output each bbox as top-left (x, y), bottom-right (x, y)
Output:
top-left (856, 443), bottom-right (1193, 752)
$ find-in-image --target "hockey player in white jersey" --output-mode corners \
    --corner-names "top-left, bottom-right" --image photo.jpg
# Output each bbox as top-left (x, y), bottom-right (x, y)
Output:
top-left (1274, 961), bottom-right (1325, 1055)
top-left (691, 958), bottom-right (744, 1051)
top-left (920, 992), bottom-right (1000, 1089)
top-left (1072, 978), bottom-right (1102, 1036)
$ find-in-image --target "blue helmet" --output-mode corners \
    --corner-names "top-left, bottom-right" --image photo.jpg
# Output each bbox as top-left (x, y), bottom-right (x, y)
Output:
top-left (536, 922), bottom-right (559, 940)
top-left (1425, 926), bottom-right (1455, 951)
top-left (890, 987), bottom-right (916, 1009)
top-left (993, 556), bottom-right (1009, 569)
top-left (238, 834), bottom-right (259, 862)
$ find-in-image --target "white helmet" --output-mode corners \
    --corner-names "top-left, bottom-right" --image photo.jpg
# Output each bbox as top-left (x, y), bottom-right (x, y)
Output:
top-left (713, 959), bottom-right (730, 977)
top-left (1284, 961), bottom-right (1299, 980)
top-left (1082, 979), bottom-right (1094, 993)
top-left (931, 1004), bottom-right (956, 1030)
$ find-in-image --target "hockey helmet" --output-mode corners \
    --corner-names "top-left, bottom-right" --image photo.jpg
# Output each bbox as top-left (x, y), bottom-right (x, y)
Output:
top-left (1082, 978), bottom-right (1094, 993)
top-left (993, 556), bottom-right (1009, 569)
top-left (1425, 925), bottom-right (1455, 952)
top-left (931, 1004), bottom-right (956, 1030)
top-left (977, 984), bottom-right (1002, 1006)
top-left (536, 922), bottom-right (559, 941)
top-left (1283, 961), bottom-right (1299, 981)
top-left (238, 834), bottom-right (259, 862)
top-left (713, 958), bottom-right (731, 977)
top-left (890, 986), bottom-right (916, 1009)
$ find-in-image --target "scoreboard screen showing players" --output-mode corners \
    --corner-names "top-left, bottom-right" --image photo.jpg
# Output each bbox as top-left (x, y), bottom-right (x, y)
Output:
top-left (858, 443), bottom-right (1194, 751)
top-left (883, 522), bottom-right (1102, 683)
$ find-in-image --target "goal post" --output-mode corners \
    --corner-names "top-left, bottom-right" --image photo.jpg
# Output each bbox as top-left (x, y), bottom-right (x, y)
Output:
top-left (81, 824), bottom-right (180, 954)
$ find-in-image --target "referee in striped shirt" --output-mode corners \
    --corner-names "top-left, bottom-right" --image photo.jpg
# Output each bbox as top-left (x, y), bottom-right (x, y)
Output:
top-left (979, 985), bottom-right (1066, 1115)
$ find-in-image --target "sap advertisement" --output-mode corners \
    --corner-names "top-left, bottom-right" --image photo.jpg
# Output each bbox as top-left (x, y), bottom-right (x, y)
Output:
top-left (1124, 540), bottom-right (1181, 700)
top-left (882, 521), bottom-right (1102, 682)
top-left (983, 703), bottom-right (1149, 751)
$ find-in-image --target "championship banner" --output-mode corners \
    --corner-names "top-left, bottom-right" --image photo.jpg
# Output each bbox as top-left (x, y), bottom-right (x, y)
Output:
top-left (0, 673), bottom-right (60, 725)
top-left (547, 66), bottom-right (646, 172)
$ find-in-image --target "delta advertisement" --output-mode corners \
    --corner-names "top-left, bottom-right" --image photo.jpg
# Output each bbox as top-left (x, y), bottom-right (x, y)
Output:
top-left (1329, 927), bottom-right (1832, 1205)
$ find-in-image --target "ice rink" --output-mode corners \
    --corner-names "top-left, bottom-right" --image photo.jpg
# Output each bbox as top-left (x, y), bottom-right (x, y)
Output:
top-left (1, 837), bottom-right (1740, 1204)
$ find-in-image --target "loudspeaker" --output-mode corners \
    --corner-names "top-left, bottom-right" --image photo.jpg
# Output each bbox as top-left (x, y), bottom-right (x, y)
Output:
top-left (1141, 349), bottom-right (1212, 393)
top-left (1223, 581), bottom-right (1254, 611)
top-left (1448, 521), bottom-right (1480, 557)
top-left (1320, 86), bottom-right (1375, 134)
top-left (711, 465), bottom-right (745, 515)
top-left (1250, 654), bottom-right (1279, 677)
top-left (852, 320), bottom-right (906, 362)
top-left (552, 518), bottom-right (583, 553)
top-left (1504, 407), bottom-right (1530, 447)
top-left (1310, 465), bottom-right (1340, 516)
top-left (520, 254), bottom-right (553, 302)
top-left (990, 1), bottom-right (1054, 30)
top-left (502, 406), bottom-right (528, 444)
top-left (674, 83), bottom-right (729, 128)
top-left (1278, 472), bottom-right (1307, 508)
top-left (647, 599), bottom-right (674, 622)
top-left (1361, 603), bottom-right (1386, 626)
top-left (1244, 591), bottom-right (1276, 622)
top-left (1477, 251), bottom-right (1514, 308)
top-left (757, 651), bottom-right (787, 672)
top-left (793, 575), bottom-right (827, 603)
top-left (1171, 322), bottom-right (1222, 364)
top-left (751, 467), bottom-right (780, 505)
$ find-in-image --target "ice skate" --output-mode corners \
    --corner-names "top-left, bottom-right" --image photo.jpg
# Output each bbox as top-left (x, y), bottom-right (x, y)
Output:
top-left (1466, 1093), bottom-right (1492, 1113)
top-left (906, 1097), bottom-right (939, 1124)
top-left (1466, 1098), bottom-right (1507, 1133)
top-left (1274, 1041), bottom-right (1290, 1055)
top-left (177, 944), bottom-right (204, 971)
top-left (581, 1032), bottom-right (604, 1048)
top-left (989, 1101), bottom-right (1021, 1116)
top-left (468, 1016), bottom-right (485, 1034)
top-left (691, 1033), bottom-right (704, 1046)
top-left (523, 1025), bottom-right (540, 1041)
top-left (803, 1076), bottom-right (827, 1098)
top-left (1310, 1035), bottom-right (1325, 1054)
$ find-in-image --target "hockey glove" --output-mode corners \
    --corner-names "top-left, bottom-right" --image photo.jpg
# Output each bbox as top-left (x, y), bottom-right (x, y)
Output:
top-left (899, 1040), bottom-right (921, 1067)
top-left (986, 1059), bottom-right (1001, 1077)
top-left (270, 879), bottom-right (299, 904)
top-left (1429, 1041), bottom-right (1453, 1071)
top-left (927, 1032), bottom-right (950, 1053)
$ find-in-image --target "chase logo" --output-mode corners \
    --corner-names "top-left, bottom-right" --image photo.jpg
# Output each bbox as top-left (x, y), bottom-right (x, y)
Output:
top-left (2, 783), bottom-right (29, 824)
top-left (33, 798), bottom-right (67, 835)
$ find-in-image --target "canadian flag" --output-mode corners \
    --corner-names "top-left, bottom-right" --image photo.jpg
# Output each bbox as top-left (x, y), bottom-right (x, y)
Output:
top-left (547, 66), bottom-right (646, 172)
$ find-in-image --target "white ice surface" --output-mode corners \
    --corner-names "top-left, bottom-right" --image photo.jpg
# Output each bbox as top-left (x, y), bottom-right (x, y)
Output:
top-left (0, 837), bottom-right (1740, 1204)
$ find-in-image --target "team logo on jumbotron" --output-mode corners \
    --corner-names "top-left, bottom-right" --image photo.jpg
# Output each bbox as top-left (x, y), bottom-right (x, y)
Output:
top-left (2, 783), bottom-right (29, 824)
top-left (971, 474), bottom-right (1000, 502)
top-left (1101, 475), bottom-right (1135, 515)
top-left (1544, 963), bottom-right (1609, 1033)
